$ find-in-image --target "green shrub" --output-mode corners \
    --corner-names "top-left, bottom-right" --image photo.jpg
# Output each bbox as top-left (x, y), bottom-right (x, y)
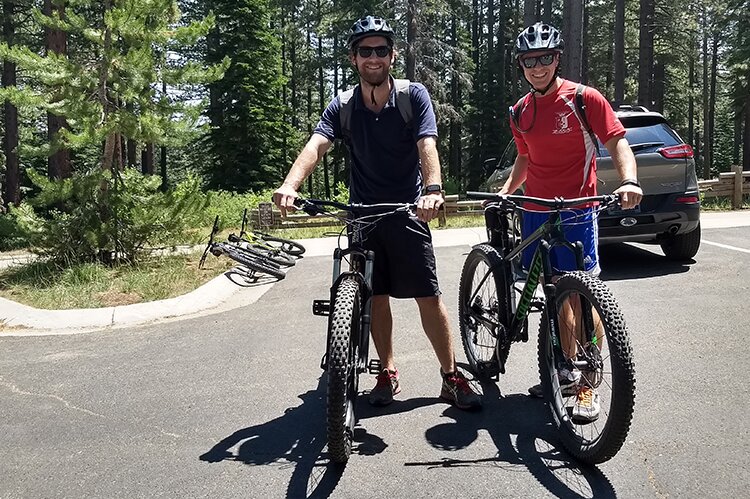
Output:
top-left (19, 168), bottom-right (208, 264)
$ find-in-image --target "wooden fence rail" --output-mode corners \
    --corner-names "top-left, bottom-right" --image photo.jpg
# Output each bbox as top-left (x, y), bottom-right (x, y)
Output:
top-left (250, 166), bottom-right (749, 230)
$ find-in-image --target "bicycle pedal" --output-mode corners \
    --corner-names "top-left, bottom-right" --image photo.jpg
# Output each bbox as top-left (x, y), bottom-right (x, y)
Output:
top-left (312, 300), bottom-right (330, 316)
top-left (530, 298), bottom-right (545, 312)
top-left (367, 359), bottom-right (382, 374)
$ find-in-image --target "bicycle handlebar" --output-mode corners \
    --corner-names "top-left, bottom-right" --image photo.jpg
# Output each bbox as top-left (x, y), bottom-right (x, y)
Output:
top-left (465, 192), bottom-right (620, 210)
top-left (293, 198), bottom-right (416, 216)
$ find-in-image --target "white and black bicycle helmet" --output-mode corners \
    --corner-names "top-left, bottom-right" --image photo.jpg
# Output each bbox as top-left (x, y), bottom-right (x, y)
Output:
top-left (347, 15), bottom-right (395, 49)
top-left (515, 22), bottom-right (564, 58)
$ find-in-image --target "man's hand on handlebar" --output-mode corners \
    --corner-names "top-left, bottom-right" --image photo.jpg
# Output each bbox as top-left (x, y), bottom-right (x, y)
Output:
top-left (613, 184), bottom-right (643, 210)
top-left (272, 183), bottom-right (299, 217)
top-left (416, 192), bottom-right (444, 223)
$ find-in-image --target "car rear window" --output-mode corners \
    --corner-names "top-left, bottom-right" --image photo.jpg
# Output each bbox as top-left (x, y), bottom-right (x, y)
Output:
top-left (598, 123), bottom-right (683, 157)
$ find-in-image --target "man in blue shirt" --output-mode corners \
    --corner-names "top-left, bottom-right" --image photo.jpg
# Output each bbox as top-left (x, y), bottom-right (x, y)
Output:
top-left (273, 15), bottom-right (481, 410)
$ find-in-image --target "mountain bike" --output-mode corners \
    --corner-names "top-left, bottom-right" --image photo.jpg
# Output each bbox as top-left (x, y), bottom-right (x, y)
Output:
top-left (199, 216), bottom-right (286, 280)
top-left (296, 197), bottom-right (414, 464)
top-left (459, 192), bottom-right (636, 464)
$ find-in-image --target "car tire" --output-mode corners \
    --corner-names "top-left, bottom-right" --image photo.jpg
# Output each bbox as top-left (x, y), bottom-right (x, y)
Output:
top-left (660, 222), bottom-right (701, 261)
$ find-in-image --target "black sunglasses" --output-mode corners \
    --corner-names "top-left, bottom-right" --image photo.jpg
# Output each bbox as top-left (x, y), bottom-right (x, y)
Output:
top-left (356, 45), bottom-right (392, 58)
top-left (520, 53), bottom-right (555, 69)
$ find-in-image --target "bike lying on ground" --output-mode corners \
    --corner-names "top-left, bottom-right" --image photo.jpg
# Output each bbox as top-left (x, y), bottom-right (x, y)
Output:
top-left (295, 198), bottom-right (414, 464)
top-left (199, 215), bottom-right (286, 280)
top-left (459, 192), bottom-right (636, 464)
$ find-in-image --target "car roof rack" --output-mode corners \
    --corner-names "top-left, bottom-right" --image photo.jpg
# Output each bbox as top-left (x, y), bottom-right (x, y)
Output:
top-left (617, 104), bottom-right (650, 112)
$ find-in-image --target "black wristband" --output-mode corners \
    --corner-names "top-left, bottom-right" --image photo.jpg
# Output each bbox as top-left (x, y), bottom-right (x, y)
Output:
top-left (424, 184), bottom-right (442, 194)
top-left (619, 178), bottom-right (640, 188)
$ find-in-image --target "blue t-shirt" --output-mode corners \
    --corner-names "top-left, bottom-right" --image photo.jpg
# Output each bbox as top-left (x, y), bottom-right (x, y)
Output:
top-left (313, 79), bottom-right (438, 204)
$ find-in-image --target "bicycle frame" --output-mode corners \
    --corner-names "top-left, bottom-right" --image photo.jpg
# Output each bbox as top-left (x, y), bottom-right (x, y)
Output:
top-left (476, 193), bottom-right (615, 372)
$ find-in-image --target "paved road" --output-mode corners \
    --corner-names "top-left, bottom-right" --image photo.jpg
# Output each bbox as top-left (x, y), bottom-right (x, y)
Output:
top-left (1, 224), bottom-right (749, 498)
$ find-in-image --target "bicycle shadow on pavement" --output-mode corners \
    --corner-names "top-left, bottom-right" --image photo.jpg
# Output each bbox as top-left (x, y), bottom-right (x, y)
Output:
top-left (598, 242), bottom-right (692, 281)
top-left (405, 379), bottom-right (617, 498)
top-left (224, 267), bottom-right (285, 287)
top-left (198, 375), bottom-right (394, 499)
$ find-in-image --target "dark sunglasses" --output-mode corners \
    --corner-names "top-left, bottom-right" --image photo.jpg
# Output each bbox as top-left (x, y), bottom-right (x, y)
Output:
top-left (356, 45), bottom-right (392, 58)
top-left (520, 53), bottom-right (555, 69)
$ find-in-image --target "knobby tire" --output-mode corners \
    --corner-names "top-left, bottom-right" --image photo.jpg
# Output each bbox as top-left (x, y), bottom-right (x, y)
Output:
top-left (259, 234), bottom-right (306, 257)
top-left (458, 244), bottom-right (513, 379)
top-left (326, 277), bottom-right (360, 463)
top-left (223, 246), bottom-right (286, 280)
top-left (538, 271), bottom-right (636, 464)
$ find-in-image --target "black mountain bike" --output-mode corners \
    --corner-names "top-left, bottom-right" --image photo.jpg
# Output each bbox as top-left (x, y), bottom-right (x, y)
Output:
top-left (459, 192), bottom-right (636, 464)
top-left (296, 198), bottom-right (414, 464)
top-left (199, 216), bottom-right (286, 280)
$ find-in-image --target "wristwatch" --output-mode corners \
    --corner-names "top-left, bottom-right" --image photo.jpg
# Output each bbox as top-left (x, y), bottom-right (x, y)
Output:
top-left (424, 184), bottom-right (442, 194)
top-left (619, 178), bottom-right (640, 188)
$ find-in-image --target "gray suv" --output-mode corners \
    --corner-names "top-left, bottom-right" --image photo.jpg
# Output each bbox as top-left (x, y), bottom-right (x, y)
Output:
top-left (482, 106), bottom-right (701, 261)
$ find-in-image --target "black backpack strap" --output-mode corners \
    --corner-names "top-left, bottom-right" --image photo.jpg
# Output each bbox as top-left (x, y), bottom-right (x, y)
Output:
top-left (393, 78), bottom-right (412, 127)
top-left (339, 86), bottom-right (356, 144)
top-left (575, 84), bottom-right (600, 155)
top-left (509, 93), bottom-right (531, 129)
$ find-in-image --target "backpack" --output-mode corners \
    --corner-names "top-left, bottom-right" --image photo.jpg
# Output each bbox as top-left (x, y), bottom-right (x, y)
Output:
top-left (339, 78), bottom-right (413, 143)
top-left (511, 83), bottom-right (600, 155)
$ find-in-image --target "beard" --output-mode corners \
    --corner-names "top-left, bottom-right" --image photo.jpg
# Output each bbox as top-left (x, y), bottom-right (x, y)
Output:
top-left (357, 63), bottom-right (390, 86)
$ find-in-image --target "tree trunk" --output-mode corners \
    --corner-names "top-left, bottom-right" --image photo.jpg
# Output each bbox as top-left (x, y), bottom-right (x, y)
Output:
top-left (707, 33), bottom-right (719, 174)
top-left (638, 0), bottom-right (655, 107)
top-left (44, 0), bottom-right (71, 180)
top-left (406, 0), bottom-right (417, 80)
top-left (449, 7), bottom-right (461, 184)
top-left (523, 0), bottom-right (537, 26)
top-left (141, 143), bottom-right (154, 174)
top-left (744, 96), bottom-right (750, 171)
top-left (317, 1), bottom-right (329, 198)
top-left (2, 0), bottom-right (20, 207)
top-left (701, 9), bottom-right (709, 178)
top-left (613, 0), bottom-right (625, 106)
top-left (562, 0), bottom-right (583, 82)
top-left (542, 0), bottom-right (552, 22)
top-left (653, 59), bottom-right (664, 113)
top-left (688, 50), bottom-right (694, 146)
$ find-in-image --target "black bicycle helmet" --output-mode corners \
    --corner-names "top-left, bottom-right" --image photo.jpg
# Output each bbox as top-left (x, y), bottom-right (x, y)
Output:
top-left (515, 22), bottom-right (564, 58)
top-left (347, 15), bottom-right (395, 49)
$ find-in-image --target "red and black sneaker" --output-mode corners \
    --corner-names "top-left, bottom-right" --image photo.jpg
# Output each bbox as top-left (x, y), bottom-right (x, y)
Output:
top-left (440, 370), bottom-right (482, 410)
top-left (368, 368), bottom-right (400, 406)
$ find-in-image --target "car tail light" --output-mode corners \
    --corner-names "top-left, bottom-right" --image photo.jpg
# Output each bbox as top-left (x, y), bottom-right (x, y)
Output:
top-left (658, 144), bottom-right (694, 159)
top-left (676, 196), bottom-right (699, 203)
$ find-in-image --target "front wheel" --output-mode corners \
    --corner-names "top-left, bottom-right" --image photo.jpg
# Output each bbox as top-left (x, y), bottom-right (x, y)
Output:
top-left (326, 277), bottom-right (361, 464)
top-left (259, 233), bottom-right (306, 257)
top-left (458, 244), bottom-right (515, 379)
top-left (538, 271), bottom-right (636, 464)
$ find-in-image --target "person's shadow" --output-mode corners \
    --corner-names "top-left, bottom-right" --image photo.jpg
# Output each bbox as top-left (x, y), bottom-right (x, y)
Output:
top-left (199, 375), bottom-right (439, 498)
top-left (408, 374), bottom-right (617, 498)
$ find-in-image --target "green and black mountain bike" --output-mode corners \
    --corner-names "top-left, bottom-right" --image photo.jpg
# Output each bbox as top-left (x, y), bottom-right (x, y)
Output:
top-left (459, 192), bottom-right (636, 464)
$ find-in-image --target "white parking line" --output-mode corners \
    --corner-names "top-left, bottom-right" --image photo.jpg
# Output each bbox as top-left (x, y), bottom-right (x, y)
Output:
top-left (702, 240), bottom-right (750, 254)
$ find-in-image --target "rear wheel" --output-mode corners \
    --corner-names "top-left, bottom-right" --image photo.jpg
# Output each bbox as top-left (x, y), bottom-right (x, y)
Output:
top-left (259, 234), bottom-right (306, 257)
top-left (538, 271), bottom-right (635, 464)
top-left (458, 244), bottom-right (515, 379)
top-left (223, 246), bottom-right (286, 280)
top-left (326, 277), bottom-right (360, 464)
top-left (660, 222), bottom-right (700, 261)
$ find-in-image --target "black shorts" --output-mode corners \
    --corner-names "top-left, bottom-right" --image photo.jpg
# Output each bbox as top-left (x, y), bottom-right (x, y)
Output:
top-left (351, 213), bottom-right (440, 298)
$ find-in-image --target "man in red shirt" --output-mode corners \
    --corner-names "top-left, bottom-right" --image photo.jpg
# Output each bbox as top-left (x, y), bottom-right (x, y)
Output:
top-left (499, 23), bottom-right (642, 421)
